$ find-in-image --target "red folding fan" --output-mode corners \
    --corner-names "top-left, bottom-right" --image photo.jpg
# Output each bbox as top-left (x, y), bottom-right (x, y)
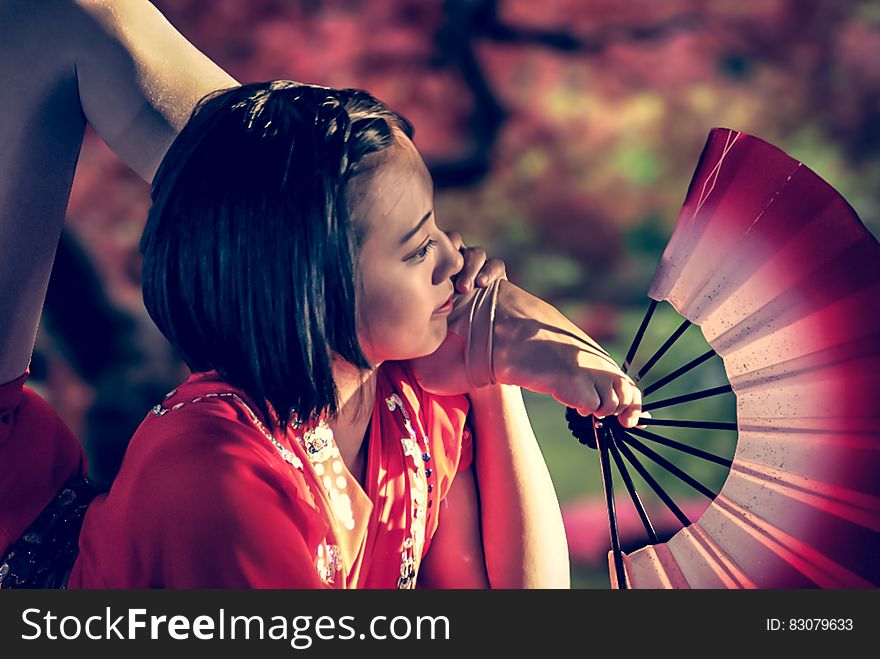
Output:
top-left (566, 128), bottom-right (880, 588)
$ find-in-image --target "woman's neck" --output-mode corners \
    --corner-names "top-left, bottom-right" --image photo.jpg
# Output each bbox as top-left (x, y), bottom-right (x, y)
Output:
top-left (327, 358), bottom-right (379, 481)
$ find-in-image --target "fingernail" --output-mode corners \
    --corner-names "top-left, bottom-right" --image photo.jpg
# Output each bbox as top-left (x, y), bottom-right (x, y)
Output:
top-left (477, 275), bottom-right (487, 285)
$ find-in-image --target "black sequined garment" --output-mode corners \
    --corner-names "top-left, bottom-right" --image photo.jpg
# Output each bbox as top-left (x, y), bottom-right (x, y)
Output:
top-left (0, 475), bottom-right (99, 588)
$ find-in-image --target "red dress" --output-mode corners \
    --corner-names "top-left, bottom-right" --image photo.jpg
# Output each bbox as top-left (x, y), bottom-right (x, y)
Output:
top-left (0, 361), bottom-right (472, 588)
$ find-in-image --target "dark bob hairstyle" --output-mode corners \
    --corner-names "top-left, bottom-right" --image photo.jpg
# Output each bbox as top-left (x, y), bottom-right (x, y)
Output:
top-left (140, 80), bottom-right (413, 429)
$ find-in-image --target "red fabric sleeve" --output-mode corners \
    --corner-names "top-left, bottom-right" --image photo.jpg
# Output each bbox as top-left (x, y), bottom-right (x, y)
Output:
top-left (0, 372), bottom-right (86, 553)
top-left (71, 409), bottom-right (332, 589)
top-left (147, 445), bottom-right (331, 589)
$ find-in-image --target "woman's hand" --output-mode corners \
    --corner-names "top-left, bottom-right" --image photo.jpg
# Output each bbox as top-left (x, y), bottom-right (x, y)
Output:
top-left (411, 273), bottom-right (645, 430)
top-left (408, 233), bottom-right (505, 396)
top-left (444, 230), bottom-right (507, 294)
top-left (491, 281), bottom-right (643, 429)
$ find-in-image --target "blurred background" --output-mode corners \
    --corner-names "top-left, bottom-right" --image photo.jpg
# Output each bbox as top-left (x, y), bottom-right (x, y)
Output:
top-left (32, 0), bottom-right (880, 588)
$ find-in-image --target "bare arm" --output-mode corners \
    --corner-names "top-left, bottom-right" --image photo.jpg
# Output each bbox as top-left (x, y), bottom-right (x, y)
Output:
top-left (467, 383), bottom-right (570, 588)
top-left (418, 462), bottom-right (490, 588)
top-left (72, 0), bottom-right (239, 180)
top-left (420, 383), bottom-right (570, 589)
top-left (0, 0), bottom-right (238, 384)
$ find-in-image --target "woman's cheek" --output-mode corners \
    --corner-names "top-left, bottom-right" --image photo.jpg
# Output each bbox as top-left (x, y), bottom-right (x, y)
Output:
top-left (359, 267), bottom-right (444, 360)
top-left (359, 286), bottom-right (412, 357)
top-left (388, 293), bottom-right (442, 359)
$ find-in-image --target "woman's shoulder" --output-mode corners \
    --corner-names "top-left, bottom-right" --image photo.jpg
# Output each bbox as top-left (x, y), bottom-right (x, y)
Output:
top-left (76, 375), bottom-right (331, 588)
top-left (132, 372), bottom-right (273, 454)
top-left (99, 371), bottom-right (327, 549)
top-left (116, 370), bottom-right (312, 506)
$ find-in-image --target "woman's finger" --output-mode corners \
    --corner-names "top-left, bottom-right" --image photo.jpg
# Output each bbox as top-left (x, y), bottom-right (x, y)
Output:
top-left (612, 375), bottom-right (633, 419)
top-left (556, 384), bottom-right (600, 418)
top-left (593, 380), bottom-right (620, 419)
top-left (476, 257), bottom-right (507, 287)
top-left (618, 383), bottom-right (643, 429)
top-left (455, 245), bottom-right (487, 293)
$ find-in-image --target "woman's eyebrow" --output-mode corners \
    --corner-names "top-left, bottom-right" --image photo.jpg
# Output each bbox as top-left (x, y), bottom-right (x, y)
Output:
top-left (398, 211), bottom-right (433, 245)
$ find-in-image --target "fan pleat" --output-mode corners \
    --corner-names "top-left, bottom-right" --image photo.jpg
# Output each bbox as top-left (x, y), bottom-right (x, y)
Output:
top-left (667, 524), bottom-right (757, 588)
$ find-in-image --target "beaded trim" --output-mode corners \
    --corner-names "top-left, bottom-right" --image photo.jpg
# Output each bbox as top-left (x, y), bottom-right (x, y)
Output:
top-left (315, 541), bottom-right (342, 585)
top-left (385, 393), bottom-right (431, 589)
top-left (0, 475), bottom-right (99, 589)
top-left (152, 391), bottom-right (303, 470)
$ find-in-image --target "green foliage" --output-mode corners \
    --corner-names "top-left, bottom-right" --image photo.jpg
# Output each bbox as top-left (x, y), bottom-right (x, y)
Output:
top-left (610, 141), bottom-right (663, 187)
top-left (519, 254), bottom-right (585, 297)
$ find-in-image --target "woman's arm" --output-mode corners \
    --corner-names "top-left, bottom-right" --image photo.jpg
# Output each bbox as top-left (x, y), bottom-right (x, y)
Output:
top-left (0, 0), bottom-right (237, 384)
top-left (467, 383), bottom-right (570, 588)
top-left (420, 383), bottom-right (570, 589)
top-left (71, 0), bottom-right (239, 180)
top-left (418, 462), bottom-right (490, 588)
top-left (412, 279), bottom-right (644, 429)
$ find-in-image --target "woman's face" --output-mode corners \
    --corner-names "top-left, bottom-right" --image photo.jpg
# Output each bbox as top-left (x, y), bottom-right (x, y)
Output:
top-left (348, 130), bottom-right (464, 366)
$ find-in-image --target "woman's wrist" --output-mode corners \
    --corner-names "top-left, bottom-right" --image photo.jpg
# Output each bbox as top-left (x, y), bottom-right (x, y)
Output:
top-left (466, 381), bottom-right (509, 405)
top-left (466, 384), bottom-right (526, 441)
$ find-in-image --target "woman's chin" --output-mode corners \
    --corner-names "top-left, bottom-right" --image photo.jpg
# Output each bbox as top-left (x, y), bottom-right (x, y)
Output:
top-left (405, 330), bottom-right (448, 361)
top-left (407, 330), bottom-right (469, 395)
top-left (429, 323), bottom-right (450, 349)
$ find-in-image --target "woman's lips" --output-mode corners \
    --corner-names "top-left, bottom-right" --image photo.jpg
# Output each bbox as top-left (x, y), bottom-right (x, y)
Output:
top-left (433, 293), bottom-right (454, 314)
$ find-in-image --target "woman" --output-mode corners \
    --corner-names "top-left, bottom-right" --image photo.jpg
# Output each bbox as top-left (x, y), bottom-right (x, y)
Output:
top-left (0, 2), bottom-right (642, 588)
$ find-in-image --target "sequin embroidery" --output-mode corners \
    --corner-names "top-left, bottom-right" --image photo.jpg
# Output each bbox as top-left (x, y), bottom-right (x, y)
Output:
top-left (298, 420), bottom-right (356, 533)
top-left (387, 393), bottom-right (431, 589)
top-left (315, 542), bottom-right (342, 585)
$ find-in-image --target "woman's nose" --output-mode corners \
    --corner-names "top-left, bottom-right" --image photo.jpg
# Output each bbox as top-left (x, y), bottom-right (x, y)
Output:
top-left (434, 233), bottom-right (464, 284)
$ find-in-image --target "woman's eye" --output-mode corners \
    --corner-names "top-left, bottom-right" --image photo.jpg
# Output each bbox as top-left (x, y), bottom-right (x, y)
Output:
top-left (410, 238), bottom-right (438, 263)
